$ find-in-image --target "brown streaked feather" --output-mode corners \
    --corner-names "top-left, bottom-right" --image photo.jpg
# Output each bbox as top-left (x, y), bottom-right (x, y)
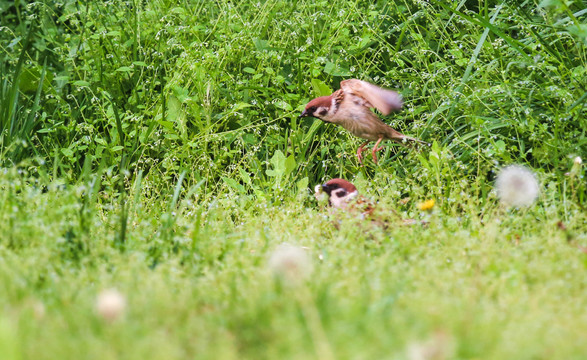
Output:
top-left (340, 79), bottom-right (402, 115)
top-left (350, 196), bottom-right (376, 218)
top-left (332, 89), bottom-right (344, 105)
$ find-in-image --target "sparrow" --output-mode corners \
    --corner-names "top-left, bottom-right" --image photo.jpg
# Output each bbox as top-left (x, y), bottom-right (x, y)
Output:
top-left (314, 178), bottom-right (375, 217)
top-left (314, 178), bottom-right (424, 226)
top-left (300, 79), bottom-right (427, 164)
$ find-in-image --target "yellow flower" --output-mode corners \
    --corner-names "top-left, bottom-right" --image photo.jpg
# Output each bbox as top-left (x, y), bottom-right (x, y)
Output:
top-left (417, 199), bottom-right (435, 211)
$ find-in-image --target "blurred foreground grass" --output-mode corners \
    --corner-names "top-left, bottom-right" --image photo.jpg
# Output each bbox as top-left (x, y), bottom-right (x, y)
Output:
top-left (0, 167), bottom-right (586, 359)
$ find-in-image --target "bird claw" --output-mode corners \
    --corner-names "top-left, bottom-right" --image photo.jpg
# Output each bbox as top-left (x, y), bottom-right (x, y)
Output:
top-left (372, 152), bottom-right (379, 164)
top-left (371, 137), bottom-right (384, 165)
top-left (356, 141), bottom-right (370, 166)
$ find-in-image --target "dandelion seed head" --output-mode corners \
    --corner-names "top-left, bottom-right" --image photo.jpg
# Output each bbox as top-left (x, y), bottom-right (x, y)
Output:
top-left (28, 299), bottom-right (45, 320)
top-left (495, 165), bottom-right (540, 207)
top-left (574, 156), bottom-right (582, 165)
top-left (407, 331), bottom-right (454, 360)
top-left (268, 244), bottom-right (312, 283)
top-left (95, 289), bottom-right (126, 322)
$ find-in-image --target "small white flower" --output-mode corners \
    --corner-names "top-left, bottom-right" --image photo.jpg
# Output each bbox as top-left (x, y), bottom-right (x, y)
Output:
top-left (268, 244), bottom-right (312, 282)
top-left (95, 289), bottom-right (126, 322)
top-left (574, 156), bottom-right (582, 165)
top-left (495, 165), bottom-right (540, 207)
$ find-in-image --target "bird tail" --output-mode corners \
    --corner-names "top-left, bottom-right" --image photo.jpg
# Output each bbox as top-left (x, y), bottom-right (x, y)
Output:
top-left (401, 135), bottom-right (430, 147)
top-left (385, 127), bottom-right (430, 147)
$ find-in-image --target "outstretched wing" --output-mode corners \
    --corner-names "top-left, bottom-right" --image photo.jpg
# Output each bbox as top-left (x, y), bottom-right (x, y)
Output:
top-left (340, 79), bottom-right (403, 115)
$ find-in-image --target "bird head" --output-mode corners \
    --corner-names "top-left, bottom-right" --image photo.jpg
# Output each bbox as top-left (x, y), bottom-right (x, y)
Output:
top-left (300, 96), bottom-right (333, 121)
top-left (314, 178), bottom-right (358, 209)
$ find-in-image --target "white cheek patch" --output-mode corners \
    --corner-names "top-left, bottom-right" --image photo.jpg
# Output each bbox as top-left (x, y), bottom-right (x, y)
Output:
top-left (330, 190), bottom-right (358, 209)
top-left (315, 106), bottom-right (329, 117)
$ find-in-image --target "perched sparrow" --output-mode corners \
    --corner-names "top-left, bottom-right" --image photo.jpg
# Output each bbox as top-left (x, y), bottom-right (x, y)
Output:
top-left (300, 79), bottom-right (427, 164)
top-left (314, 178), bottom-right (423, 226)
top-left (314, 178), bottom-right (375, 217)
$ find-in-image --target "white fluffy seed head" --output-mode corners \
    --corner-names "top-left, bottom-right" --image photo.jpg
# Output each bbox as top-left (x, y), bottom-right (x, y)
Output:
top-left (495, 165), bottom-right (540, 207)
top-left (407, 331), bottom-right (454, 360)
top-left (95, 289), bottom-right (126, 322)
top-left (574, 156), bottom-right (582, 165)
top-left (32, 301), bottom-right (45, 320)
top-left (268, 244), bottom-right (313, 283)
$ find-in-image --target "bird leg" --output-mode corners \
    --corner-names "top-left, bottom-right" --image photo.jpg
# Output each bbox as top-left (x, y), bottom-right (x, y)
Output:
top-left (356, 141), bottom-right (370, 165)
top-left (371, 137), bottom-right (385, 164)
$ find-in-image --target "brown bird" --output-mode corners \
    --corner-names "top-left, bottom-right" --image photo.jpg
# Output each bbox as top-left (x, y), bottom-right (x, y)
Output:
top-left (314, 178), bottom-right (424, 226)
top-left (300, 79), bottom-right (427, 164)
top-left (314, 178), bottom-right (375, 217)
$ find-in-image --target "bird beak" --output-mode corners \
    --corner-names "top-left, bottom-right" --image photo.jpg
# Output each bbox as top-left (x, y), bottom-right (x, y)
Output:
top-left (299, 110), bottom-right (308, 118)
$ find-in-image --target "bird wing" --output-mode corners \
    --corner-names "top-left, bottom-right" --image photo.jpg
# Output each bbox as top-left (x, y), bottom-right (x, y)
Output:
top-left (340, 79), bottom-right (402, 115)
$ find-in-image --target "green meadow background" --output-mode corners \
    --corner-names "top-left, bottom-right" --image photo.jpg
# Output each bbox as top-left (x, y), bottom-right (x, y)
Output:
top-left (0, 0), bottom-right (585, 359)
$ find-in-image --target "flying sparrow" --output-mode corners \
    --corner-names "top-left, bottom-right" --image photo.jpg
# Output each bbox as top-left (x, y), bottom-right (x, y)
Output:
top-left (300, 79), bottom-right (427, 164)
top-left (314, 178), bottom-right (423, 226)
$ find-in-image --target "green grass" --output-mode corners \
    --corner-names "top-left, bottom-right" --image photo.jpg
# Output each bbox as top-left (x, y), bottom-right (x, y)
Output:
top-left (0, 167), bottom-right (586, 359)
top-left (0, 0), bottom-right (586, 359)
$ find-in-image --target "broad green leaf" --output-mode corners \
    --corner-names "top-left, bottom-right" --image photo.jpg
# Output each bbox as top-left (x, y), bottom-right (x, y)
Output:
top-left (284, 154), bottom-right (296, 177)
top-left (73, 80), bottom-right (90, 86)
top-left (157, 120), bottom-right (174, 130)
top-left (94, 137), bottom-right (107, 146)
top-left (61, 148), bottom-right (73, 157)
top-left (494, 140), bottom-right (506, 153)
top-left (239, 168), bottom-right (252, 185)
top-left (568, 24), bottom-right (587, 41)
top-left (223, 177), bottom-right (245, 193)
top-left (324, 62), bottom-right (351, 76)
top-left (266, 150), bottom-right (286, 177)
top-left (538, 0), bottom-right (563, 8)
top-left (302, 119), bottom-right (324, 143)
top-left (274, 100), bottom-right (292, 111)
top-left (253, 38), bottom-right (269, 51)
top-left (311, 79), bottom-right (332, 97)
top-left (233, 102), bottom-right (252, 111)
top-left (296, 177), bottom-right (309, 195)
